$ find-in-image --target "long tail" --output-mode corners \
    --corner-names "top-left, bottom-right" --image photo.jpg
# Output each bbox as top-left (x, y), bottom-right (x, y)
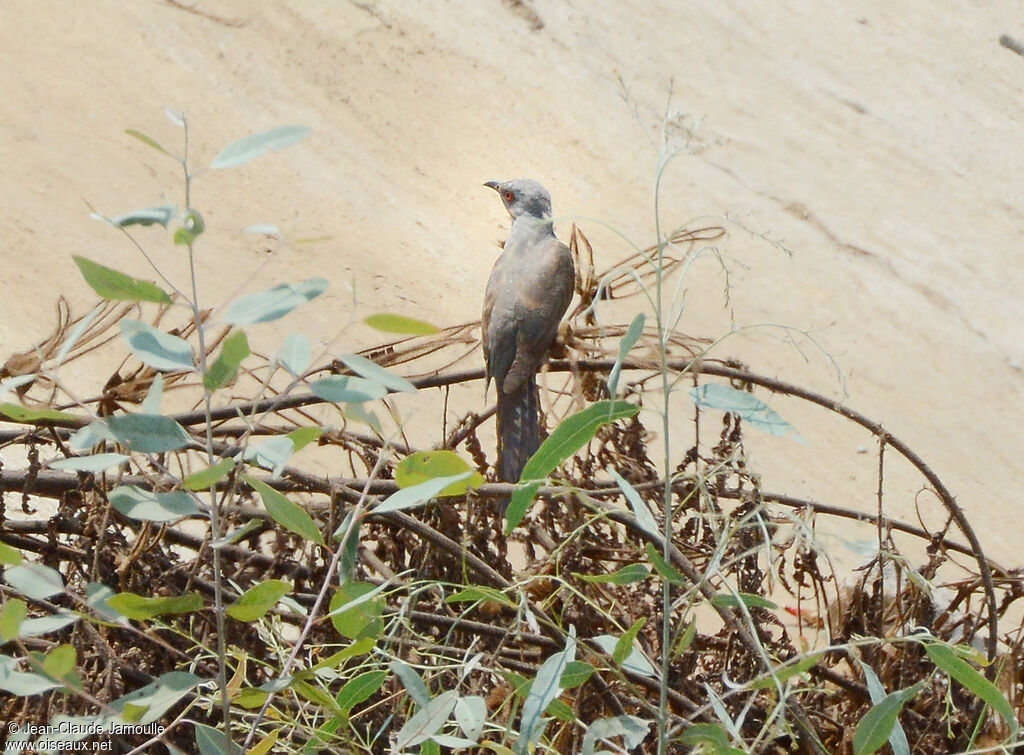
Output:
top-left (496, 375), bottom-right (540, 487)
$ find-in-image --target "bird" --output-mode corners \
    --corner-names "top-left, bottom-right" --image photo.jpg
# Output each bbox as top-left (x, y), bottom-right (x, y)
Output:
top-left (481, 179), bottom-right (575, 493)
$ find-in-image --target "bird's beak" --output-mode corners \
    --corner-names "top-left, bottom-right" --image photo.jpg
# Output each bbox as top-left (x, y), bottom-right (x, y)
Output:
top-left (483, 180), bottom-right (501, 192)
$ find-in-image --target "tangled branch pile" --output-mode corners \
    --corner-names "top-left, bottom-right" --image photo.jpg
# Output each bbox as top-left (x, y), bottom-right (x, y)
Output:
top-left (0, 225), bottom-right (1020, 753)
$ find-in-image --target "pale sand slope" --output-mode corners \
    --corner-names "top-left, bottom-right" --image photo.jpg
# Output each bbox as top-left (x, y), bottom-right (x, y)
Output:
top-left (1, 1), bottom-right (1021, 566)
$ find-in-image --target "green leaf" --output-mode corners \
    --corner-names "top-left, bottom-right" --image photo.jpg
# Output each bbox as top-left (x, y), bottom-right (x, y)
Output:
top-left (613, 618), bottom-right (646, 666)
top-left (183, 458), bottom-right (235, 491)
top-left (203, 329), bottom-right (249, 390)
top-left (519, 627), bottom-right (576, 750)
top-left (389, 660), bottom-right (430, 708)
top-left (120, 319), bottom-right (194, 372)
top-left (195, 722), bottom-right (243, 755)
top-left (49, 453), bottom-right (130, 473)
top-left (125, 128), bottom-right (169, 155)
top-left (576, 563), bottom-right (650, 585)
top-left (110, 671), bottom-right (202, 725)
top-left (287, 426), bottom-right (323, 452)
top-left (446, 585), bottom-right (517, 609)
top-left (109, 485), bottom-right (200, 522)
top-left (210, 125), bottom-right (311, 169)
top-left (329, 583), bottom-right (384, 640)
top-left (4, 563), bottom-right (64, 600)
top-left (504, 480), bottom-right (543, 532)
top-left (310, 375), bottom-right (388, 404)
top-left (645, 543), bottom-right (687, 584)
top-left (749, 653), bottom-right (824, 689)
top-left (278, 333), bottom-right (311, 376)
top-left (925, 642), bottom-right (1017, 734)
top-left (520, 400), bottom-right (639, 482)
top-left (42, 644), bottom-right (77, 679)
top-left (853, 686), bottom-right (920, 755)
top-left (234, 687), bottom-right (270, 709)
top-left (374, 471), bottom-right (475, 514)
top-left (0, 656), bottom-right (61, 696)
top-left (109, 204), bottom-right (177, 228)
top-left (395, 690), bottom-right (459, 750)
top-left (672, 619), bottom-right (697, 657)
top-left (336, 670), bottom-right (387, 712)
top-left (226, 580), bottom-right (292, 622)
top-left (107, 592), bottom-right (203, 620)
top-left (859, 661), bottom-right (911, 755)
top-left (592, 634), bottom-right (655, 677)
top-left (0, 543), bottom-right (22, 566)
top-left (710, 592), bottom-right (778, 610)
top-left (612, 469), bottom-right (659, 538)
top-left (0, 403), bottom-right (79, 423)
top-left (395, 451), bottom-right (483, 496)
top-left (690, 383), bottom-right (803, 441)
top-left (608, 312), bottom-right (645, 396)
top-left (108, 414), bottom-right (192, 453)
top-left (364, 312), bottom-right (440, 335)
top-left (72, 255), bottom-right (172, 304)
top-left (223, 278), bottom-right (328, 324)
top-left (680, 723), bottom-right (732, 749)
top-left (245, 475), bottom-right (325, 545)
top-left (559, 661), bottom-right (594, 690)
top-left (338, 353), bottom-right (417, 393)
top-left (0, 598), bottom-right (27, 641)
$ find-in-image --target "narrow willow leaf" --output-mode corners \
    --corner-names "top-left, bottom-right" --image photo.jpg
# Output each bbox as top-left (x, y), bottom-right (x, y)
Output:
top-left (49, 453), bottom-right (130, 473)
top-left (287, 426), bottom-right (322, 452)
top-left (107, 592), bottom-right (203, 620)
top-left (0, 374), bottom-right (36, 401)
top-left (337, 670), bottom-right (387, 712)
top-left (4, 564), bottom-right (64, 600)
top-left (108, 414), bottom-right (192, 453)
top-left (109, 485), bottom-right (200, 522)
top-left (608, 312), bottom-right (645, 396)
top-left (109, 204), bottom-right (177, 228)
top-left (211, 519), bottom-right (263, 549)
top-left (364, 312), bottom-right (441, 335)
top-left (389, 660), bottom-right (430, 708)
top-left (520, 400), bottom-right (639, 481)
top-left (0, 403), bottom-right (79, 423)
top-left (72, 256), bottom-right (172, 304)
top-left (0, 661), bottom-right (62, 696)
top-left (690, 383), bottom-right (803, 441)
top-left (374, 472), bottom-right (474, 513)
top-left (504, 480), bottom-right (542, 532)
top-left (120, 320), bottom-right (194, 372)
top-left (395, 690), bottom-right (459, 750)
top-left (339, 353), bottom-right (417, 393)
top-left (243, 436), bottom-right (294, 477)
top-left (611, 469), bottom-right (659, 538)
top-left (644, 543), bottom-right (687, 584)
top-left (576, 563), bottom-right (650, 585)
top-left (395, 451), bottom-right (483, 496)
top-left (278, 332), bottom-right (311, 376)
top-left (210, 125), bottom-right (311, 169)
top-left (0, 598), bottom-right (27, 641)
top-left (141, 373), bottom-right (164, 414)
top-left (55, 304), bottom-right (101, 367)
top-left (183, 458), bottom-right (235, 491)
top-left (85, 583), bottom-right (121, 622)
top-left (195, 722), bottom-right (243, 755)
top-left (19, 613), bottom-right (79, 637)
top-left (310, 375), bottom-right (388, 403)
top-left (559, 662), bottom-right (595, 690)
top-left (226, 580), bottom-right (292, 622)
top-left (223, 278), bottom-right (327, 324)
top-left (69, 421), bottom-right (114, 452)
top-left (446, 586), bottom-right (517, 609)
top-left (581, 714), bottom-right (651, 755)
top-left (203, 329), bottom-right (249, 390)
top-left (108, 671), bottom-right (202, 725)
top-left (125, 129), bottom-right (169, 155)
top-left (750, 653), bottom-right (824, 690)
top-left (858, 661), bottom-right (911, 755)
top-left (925, 642), bottom-right (1017, 734)
top-left (592, 634), bottom-right (656, 677)
top-left (853, 692), bottom-right (908, 755)
top-left (613, 618), bottom-right (646, 666)
top-left (519, 627), bottom-right (576, 749)
top-left (246, 475), bottom-right (325, 545)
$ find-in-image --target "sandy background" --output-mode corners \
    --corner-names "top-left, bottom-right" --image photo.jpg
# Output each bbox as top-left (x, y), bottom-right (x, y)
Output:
top-left (1, 1), bottom-right (1021, 569)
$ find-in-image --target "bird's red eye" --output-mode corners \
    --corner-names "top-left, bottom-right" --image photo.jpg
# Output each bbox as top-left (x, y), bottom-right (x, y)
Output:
top-left (504, 191), bottom-right (515, 203)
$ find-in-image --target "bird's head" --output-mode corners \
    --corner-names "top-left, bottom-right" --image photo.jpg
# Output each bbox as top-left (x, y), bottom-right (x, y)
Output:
top-left (484, 178), bottom-right (553, 220)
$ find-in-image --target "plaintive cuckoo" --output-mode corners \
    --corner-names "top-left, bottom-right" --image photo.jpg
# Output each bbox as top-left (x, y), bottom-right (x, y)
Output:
top-left (482, 179), bottom-right (575, 491)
